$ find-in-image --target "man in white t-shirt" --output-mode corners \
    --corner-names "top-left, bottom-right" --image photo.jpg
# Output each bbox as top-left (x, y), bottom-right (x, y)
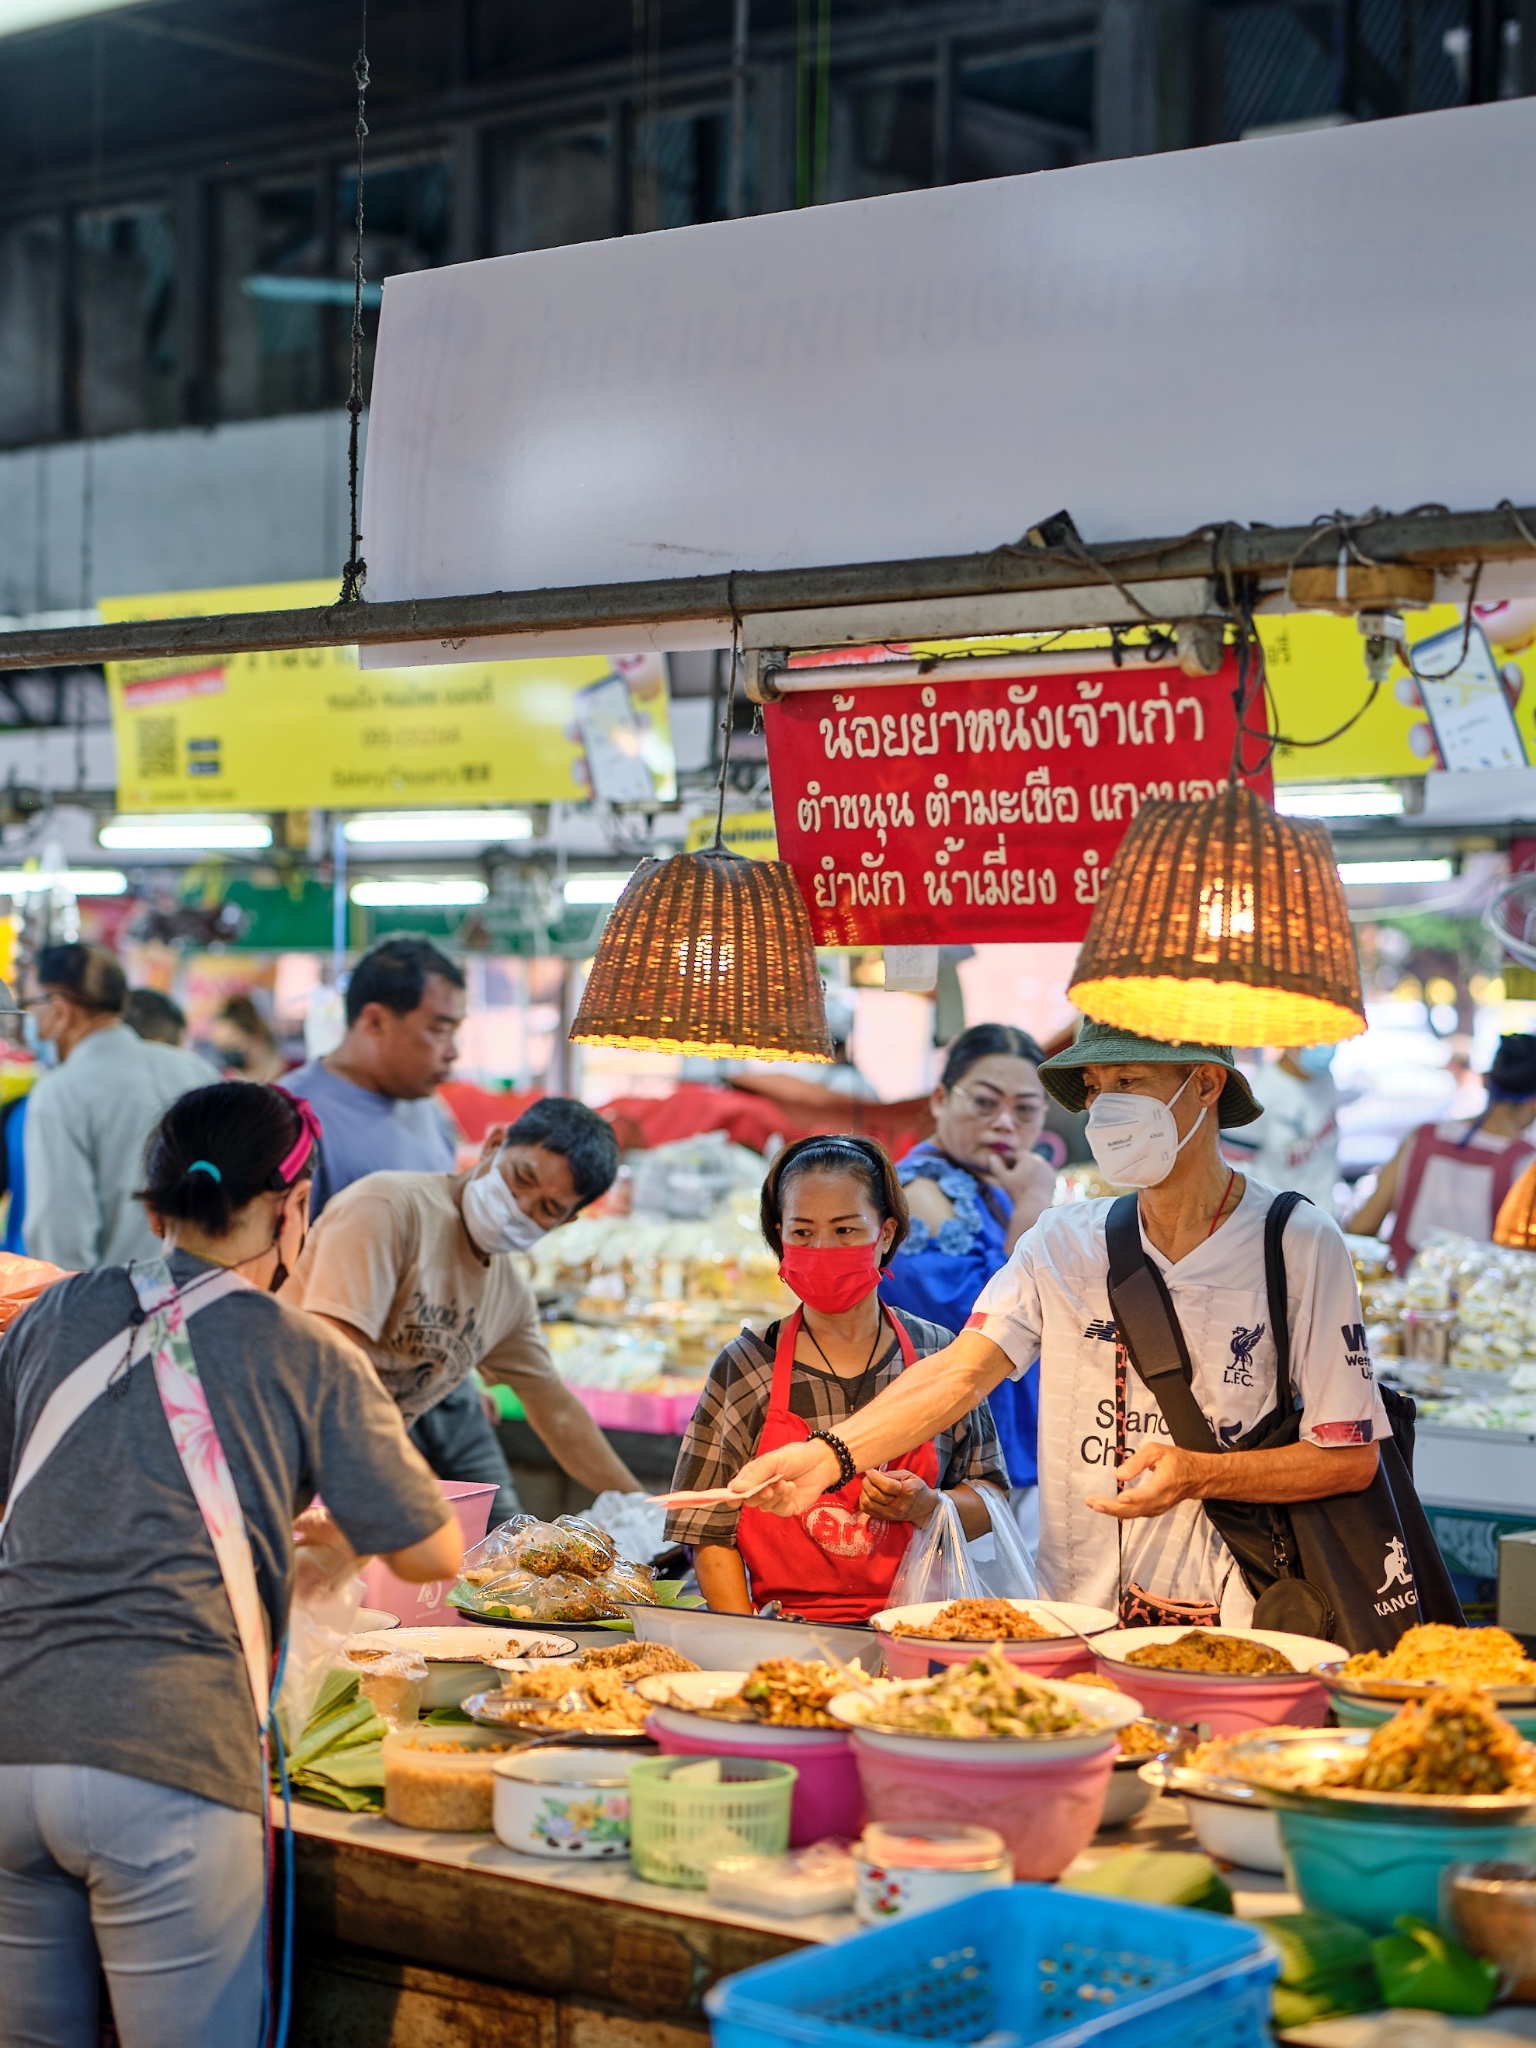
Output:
top-left (1229, 1047), bottom-right (1341, 1212)
top-left (730, 1021), bottom-right (1384, 1624)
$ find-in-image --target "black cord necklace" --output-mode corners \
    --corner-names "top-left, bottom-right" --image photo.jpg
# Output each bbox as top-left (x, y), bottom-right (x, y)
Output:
top-left (801, 1309), bottom-right (890, 1414)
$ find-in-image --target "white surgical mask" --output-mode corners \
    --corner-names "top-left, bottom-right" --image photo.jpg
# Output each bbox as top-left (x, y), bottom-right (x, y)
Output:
top-left (1085, 1073), bottom-right (1207, 1189)
top-left (462, 1157), bottom-right (546, 1256)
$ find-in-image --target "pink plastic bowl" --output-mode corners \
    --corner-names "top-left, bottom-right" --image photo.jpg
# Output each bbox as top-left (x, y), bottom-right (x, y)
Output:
top-left (1090, 1659), bottom-right (1328, 1736)
top-left (881, 1635), bottom-right (1099, 1682)
top-left (647, 1719), bottom-right (864, 1846)
top-left (362, 1481), bottom-right (497, 1627)
top-left (849, 1731), bottom-right (1115, 1881)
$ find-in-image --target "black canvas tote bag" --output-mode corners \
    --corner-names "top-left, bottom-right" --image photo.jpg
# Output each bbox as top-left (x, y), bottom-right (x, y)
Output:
top-left (1104, 1190), bottom-right (1462, 1653)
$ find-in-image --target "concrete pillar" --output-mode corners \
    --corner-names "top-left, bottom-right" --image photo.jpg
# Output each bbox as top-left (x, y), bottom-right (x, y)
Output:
top-left (1095, 0), bottom-right (1161, 158)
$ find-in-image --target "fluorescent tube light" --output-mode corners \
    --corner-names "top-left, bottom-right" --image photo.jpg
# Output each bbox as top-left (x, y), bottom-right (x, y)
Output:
top-left (1337, 859), bottom-right (1453, 886)
top-left (243, 276), bottom-right (383, 308)
top-left (0, 869), bottom-right (126, 895)
top-left (563, 873), bottom-right (634, 905)
top-left (343, 811), bottom-right (533, 844)
top-left (1276, 785), bottom-right (1405, 819)
top-left (101, 816), bottom-right (272, 852)
top-left (350, 878), bottom-right (489, 908)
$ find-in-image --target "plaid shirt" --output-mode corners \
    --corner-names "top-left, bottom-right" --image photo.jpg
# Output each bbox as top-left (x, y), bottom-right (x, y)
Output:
top-left (664, 1306), bottom-right (1009, 1548)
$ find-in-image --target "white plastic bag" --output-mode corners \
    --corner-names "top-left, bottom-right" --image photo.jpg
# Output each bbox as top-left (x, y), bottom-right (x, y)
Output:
top-left (968, 1489), bottom-right (1038, 1600)
top-left (886, 1490), bottom-right (987, 1610)
top-left (276, 1517), bottom-right (365, 1750)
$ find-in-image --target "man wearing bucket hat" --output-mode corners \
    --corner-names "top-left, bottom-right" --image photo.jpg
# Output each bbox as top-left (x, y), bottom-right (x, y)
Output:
top-left (730, 1021), bottom-right (1389, 1629)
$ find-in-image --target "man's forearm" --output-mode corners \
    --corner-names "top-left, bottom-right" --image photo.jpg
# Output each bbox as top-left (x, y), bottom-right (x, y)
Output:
top-left (836, 1332), bottom-right (1014, 1471)
top-left (520, 1378), bottom-right (640, 1493)
top-left (1193, 1438), bottom-right (1378, 1504)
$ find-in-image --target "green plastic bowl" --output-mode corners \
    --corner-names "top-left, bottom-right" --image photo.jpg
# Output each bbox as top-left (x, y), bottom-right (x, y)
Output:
top-left (1330, 1693), bottom-right (1536, 1740)
top-left (1279, 1807), bottom-right (1536, 1934)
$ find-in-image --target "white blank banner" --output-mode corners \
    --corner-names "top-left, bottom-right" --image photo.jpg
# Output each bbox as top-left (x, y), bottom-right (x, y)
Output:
top-left (360, 99), bottom-right (1536, 661)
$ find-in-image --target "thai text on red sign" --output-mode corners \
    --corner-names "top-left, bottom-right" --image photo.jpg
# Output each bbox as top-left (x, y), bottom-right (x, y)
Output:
top-left (763, 655), bottom-right (1268, 945)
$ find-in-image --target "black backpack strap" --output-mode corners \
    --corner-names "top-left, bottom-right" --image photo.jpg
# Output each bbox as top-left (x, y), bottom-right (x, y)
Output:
top-left (1263, 1190), bottom-right (1308, 1424)
top-left (1104, 1193), bottom-right (1222, 1456)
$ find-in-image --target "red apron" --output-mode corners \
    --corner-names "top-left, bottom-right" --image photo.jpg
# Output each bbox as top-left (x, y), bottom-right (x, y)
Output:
top-left (735, 1305), bottom-right (941, 1624)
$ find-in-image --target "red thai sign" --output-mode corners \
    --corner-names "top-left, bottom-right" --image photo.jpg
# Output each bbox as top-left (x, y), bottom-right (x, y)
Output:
top-left (764, 656), bottom-right (1267, 945)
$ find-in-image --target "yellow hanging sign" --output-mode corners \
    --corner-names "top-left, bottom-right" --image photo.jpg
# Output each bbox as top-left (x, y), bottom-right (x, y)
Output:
top-left (100, 581), bottom-right (676, 812)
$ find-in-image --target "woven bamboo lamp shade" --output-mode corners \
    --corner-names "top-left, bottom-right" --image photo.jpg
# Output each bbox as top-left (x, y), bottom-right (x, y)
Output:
top-left (1067, 782), bottom-right (1367, 1048)
top-left (569, 847), bottom-right (834, 1062)
top-left (1495, 1160), bottom-right (1536, 1249)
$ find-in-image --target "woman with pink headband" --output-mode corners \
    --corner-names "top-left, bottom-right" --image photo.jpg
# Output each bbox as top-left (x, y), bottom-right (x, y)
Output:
top-left (0, 1081), bottom-right (460, 2047)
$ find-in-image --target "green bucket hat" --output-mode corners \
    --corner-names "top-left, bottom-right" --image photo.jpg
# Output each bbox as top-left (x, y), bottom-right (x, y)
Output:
top-left (1038, 1019), bottom-right (1262, 1128)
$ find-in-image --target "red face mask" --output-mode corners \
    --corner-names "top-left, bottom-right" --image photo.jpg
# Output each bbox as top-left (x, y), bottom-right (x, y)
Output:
top-left (778, 1243), bottom-right (884, 1315)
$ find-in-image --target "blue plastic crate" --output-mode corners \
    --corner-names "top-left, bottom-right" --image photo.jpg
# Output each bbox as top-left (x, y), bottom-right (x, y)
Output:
top-left (705, 1886), bottom-right (1277, 2048)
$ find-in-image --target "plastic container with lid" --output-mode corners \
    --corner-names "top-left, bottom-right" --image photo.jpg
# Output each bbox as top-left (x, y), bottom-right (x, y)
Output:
top-left (382, 1725), bottom-right (520, 1833)
top-left (852, 1822), bottom-right (1012, 1924)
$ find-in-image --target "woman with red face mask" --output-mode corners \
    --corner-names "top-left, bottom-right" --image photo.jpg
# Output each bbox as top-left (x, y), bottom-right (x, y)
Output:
top-left (662, 1136), bottom-right (1009, 1621)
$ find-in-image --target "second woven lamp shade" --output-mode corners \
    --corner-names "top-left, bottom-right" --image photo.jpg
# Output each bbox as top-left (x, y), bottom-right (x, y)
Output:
top-left (1495, 1160), bottom-right (1536, 1249)
top-left (570, 847), bottom-right (834, 1062)
top-left (1068, 782), bottom-right (1367, 1048)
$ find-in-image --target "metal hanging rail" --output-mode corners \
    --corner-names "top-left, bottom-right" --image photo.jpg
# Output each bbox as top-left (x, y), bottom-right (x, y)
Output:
top-left (1, 503), bottom-right (1532, 672)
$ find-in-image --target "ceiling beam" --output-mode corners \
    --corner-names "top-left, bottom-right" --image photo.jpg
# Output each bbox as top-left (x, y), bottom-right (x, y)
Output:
top-left (0, 504), bottom-right (1530, 673)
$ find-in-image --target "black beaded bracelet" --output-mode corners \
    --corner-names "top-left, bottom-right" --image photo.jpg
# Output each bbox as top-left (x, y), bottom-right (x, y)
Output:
top-left (809, 1428), bottom-right (858, 1491)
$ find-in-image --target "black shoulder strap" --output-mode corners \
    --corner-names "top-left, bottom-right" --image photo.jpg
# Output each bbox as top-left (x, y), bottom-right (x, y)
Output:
top-left (1104, 1194), bottom-right (1221, 1455)
top-left (1263, 1190), bottom-right (1308, 1422)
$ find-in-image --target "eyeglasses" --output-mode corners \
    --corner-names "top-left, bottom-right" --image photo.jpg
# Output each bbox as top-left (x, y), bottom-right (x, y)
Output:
top-left (949, 1083), bottom-right (1046, 1124)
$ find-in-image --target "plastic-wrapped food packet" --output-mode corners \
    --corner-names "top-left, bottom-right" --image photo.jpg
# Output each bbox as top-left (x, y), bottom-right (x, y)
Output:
top-left (552, 1514), bottom-right (618, 1575)
top-left (355, 1651), bottom-right (429, 1730)
top-left (472, 1568), bottom-right (622, 1623)
top-left (460, 1518), bottom-right (566, 1587)
top-left (596, 1559), bottom-right (657, 1605)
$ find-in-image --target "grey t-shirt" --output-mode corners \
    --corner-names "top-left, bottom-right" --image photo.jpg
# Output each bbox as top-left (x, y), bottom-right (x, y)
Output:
top-left (0, 1251), bottom-right (449, 1814)
top-left (284, 1060), bottom-right (457, 1216)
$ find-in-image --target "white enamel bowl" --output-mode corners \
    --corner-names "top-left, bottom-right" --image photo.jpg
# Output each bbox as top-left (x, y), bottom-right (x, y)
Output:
top-left (344, 1625), bottom-right (578, 1709)
top-left (492, 1747), bottom-right (634, 1859)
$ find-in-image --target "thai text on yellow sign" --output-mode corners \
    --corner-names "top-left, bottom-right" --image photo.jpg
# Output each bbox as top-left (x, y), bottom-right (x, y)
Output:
top-left (101, 581), bottom-right (676, 811)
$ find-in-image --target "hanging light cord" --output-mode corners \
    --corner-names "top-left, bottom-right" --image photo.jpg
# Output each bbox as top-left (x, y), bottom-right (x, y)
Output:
top-left (712, 594), bottom-right (741, 852)
top-left (339, 1), bottom-right (370, 606)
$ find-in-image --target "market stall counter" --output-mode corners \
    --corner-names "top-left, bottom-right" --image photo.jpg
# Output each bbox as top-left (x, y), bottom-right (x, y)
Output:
top-left (285, 1795), bottom-right (837, 2047)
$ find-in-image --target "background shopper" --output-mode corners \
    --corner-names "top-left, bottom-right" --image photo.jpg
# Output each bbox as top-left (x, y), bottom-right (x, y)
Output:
top-left (122, 987), bottom-right (191, 1048)
top-left (283, 1097), bottom-right (642, 1511)
top-left (732, 1026), bottom-right (1387, 1627)
top-left (0, 1081), bottom-right (458, 2048)
top-left (1231, 1046), bottom-right (1341, 1210)
top-left (209, 994), bottom-right (287, 1084)
top-left (22, 944), bottom-right (218, 1270)
top-left (882, 1024), bottom-right (1053, 1548)
top-left (285, 938), bottom-right (511, 1510)
top-left (667, 1134), bottom-right (1007, 1622)
top-left (1348, 1031), bottom-right (1536, 1269)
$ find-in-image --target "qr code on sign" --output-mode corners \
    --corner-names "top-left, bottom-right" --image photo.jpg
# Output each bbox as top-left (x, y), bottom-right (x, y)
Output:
top-left (136, 717), bottom-right (176, 778)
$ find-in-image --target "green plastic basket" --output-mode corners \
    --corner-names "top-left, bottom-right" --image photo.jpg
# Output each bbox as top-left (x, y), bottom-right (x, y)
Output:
top-left (627, 1755), bottom-right (797, 1888)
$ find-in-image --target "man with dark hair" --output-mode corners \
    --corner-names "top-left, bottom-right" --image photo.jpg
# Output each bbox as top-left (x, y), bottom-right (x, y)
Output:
top-left (283, 1099), bottom-right (641, 1507)
top-left (22, 945), bottom-right (216, 1269)
top-left (122, 987), bottom-right (188, 1047)
top-left (285, 937), bottom-right (467, 1217)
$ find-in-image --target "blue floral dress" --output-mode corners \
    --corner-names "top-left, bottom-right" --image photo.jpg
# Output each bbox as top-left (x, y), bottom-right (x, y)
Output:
top-left (881, 1140), bottom-right (1039, 1488)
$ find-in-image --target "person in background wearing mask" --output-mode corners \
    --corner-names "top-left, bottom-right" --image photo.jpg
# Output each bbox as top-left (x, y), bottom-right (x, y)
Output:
top-left (665, 1135), bottom-right (1006, 1621)
top-left (882, 1024), bottom-right (1054, 1549)
top-left (281, 1098), bottom-right (642, 1515)
top-left (1347, 1032), bottom-right (1536, 1272)
top-left (284, 938), bottom-right (496, 1508)
top-left (728, 1023), bottom-right (1385, 1625)
top-left (209, 994), bottom-right (287, 1084)
top-left (0, 1082), bottom-right (458, 2044)
top-left (1228, 1045), bottom-right (1341, 1211)
top-left (23, 945), bottom-right (219, 1271)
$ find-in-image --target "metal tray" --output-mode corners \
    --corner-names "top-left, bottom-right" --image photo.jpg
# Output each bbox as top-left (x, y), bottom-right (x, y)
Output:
top-left (460, 1685), bottom-right (656, 1742)
top-left (1315, 1662), bottom-right (1536, 1707)
top-left (1222, 1728), bottom-right (1536, 1826)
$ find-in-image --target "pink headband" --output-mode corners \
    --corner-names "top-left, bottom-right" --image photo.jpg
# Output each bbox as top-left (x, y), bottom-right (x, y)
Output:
top-left (271, 1088), bottom-right (322, 1186)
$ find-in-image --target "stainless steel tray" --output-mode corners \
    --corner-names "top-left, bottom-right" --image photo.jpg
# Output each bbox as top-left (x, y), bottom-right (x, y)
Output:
top-left (1315, 1663), bottom-right (1536, 1707)
top-left (1222, 1728), bottom-right (1536, 1826)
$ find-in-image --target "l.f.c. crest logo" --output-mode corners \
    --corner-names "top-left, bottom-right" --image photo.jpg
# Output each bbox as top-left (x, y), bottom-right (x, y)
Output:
top-left (1224, 1322), bottom-right (1265, 1387)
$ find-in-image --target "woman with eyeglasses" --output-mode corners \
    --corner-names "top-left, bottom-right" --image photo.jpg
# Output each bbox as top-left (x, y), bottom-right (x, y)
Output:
top-left (881, 1025), bottom-right (1054, 1545)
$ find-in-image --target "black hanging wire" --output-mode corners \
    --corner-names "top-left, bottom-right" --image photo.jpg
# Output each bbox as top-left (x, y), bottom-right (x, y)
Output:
top-left (712, 587), bottom-right (742, 851)
top-left (339, 1), bottom-right (370, 605)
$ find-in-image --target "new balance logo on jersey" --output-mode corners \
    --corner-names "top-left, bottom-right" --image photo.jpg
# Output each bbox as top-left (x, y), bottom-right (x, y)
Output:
top-left (1082, 1319), bottom-right (1118, 1342)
